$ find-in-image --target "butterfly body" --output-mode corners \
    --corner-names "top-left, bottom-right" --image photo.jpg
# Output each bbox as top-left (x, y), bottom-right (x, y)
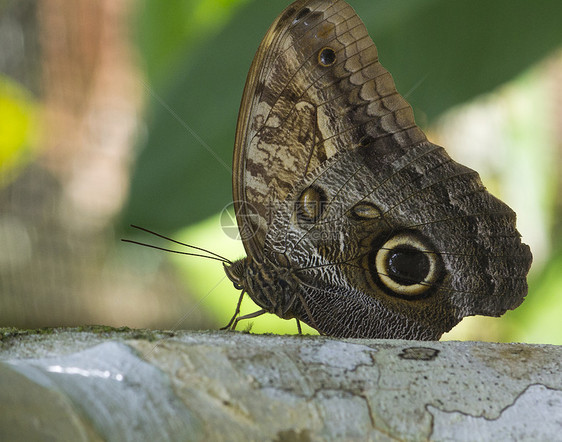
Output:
top-left (225, 0), bottom-right (532, 340)
top-left (225, 257), bottom-right (300, 319)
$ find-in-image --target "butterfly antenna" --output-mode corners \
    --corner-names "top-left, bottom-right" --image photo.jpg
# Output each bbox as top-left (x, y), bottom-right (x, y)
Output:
top-left (122, 224), bottom-right (231, 264)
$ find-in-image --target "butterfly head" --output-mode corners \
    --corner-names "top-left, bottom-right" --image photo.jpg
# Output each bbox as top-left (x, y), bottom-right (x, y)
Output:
top-left (224, 256), bottom-right (301, 319)
top-left (223, 258), bottom-right (249, 291)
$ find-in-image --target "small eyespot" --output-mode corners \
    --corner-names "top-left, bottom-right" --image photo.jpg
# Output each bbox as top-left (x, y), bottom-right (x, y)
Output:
top-left (296, 186), bottom-right (326, 222)
top-left (351, 202), bottom-right (382, 220)
top-left (293, 7), bottom-right (311, 23)
top-left (373, 232), bottom-right (442, 298)
top-left (318, 47), bottom-right (336, 67)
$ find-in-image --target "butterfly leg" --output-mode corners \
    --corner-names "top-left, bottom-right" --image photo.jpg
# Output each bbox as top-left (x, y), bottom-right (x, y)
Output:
top-left (231, 309), bottom-right (267, 331)
top-left (296, 319), bottom-right (302, 335)
top-left (221, 290), bottom-right (245, 330)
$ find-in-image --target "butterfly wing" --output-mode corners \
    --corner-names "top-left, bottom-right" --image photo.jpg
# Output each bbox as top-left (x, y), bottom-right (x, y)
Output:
top-left (233, 0), bottom-right (532, 338)
top-left (233, 0), bottom-right (426, 256)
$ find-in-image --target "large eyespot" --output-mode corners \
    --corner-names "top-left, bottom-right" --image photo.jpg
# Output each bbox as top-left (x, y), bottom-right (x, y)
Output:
top-left (318, 47), bottom-right (336, 67)
top-left (295, 186), bottom-right (326, 222)
top-left (374, 232), bottom-right (442, 298)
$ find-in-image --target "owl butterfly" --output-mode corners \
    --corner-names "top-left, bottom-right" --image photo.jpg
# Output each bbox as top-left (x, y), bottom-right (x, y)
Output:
top-left (223, 0), bottom-right (532, 340)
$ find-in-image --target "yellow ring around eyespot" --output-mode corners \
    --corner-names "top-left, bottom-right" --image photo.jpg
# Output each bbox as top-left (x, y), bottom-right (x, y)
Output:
top-left (317, 47), bottom-right (337, 67)
top-left (375, 233), bottom-right (439, 297)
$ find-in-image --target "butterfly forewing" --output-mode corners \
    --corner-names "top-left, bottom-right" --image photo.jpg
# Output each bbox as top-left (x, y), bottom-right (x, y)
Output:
top-left (233, 0), bottom-right (424, 257)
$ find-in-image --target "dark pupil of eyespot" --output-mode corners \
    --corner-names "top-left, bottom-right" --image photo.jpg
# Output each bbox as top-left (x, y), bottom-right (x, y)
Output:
top-left (295, 8), bottom-right (310, 22)
top-left (387, 247), bottom-right (429, 286)
top-left (360, 135), bottom-right (374, 146)
top-left (320, 48), bottom-right (336, 65)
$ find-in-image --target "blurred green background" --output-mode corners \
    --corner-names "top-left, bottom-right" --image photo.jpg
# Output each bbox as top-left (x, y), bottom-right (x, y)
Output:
top-left (1, 0), bottom-right (561, 343)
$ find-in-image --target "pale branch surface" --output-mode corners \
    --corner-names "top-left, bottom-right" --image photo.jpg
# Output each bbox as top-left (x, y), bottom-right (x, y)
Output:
top-left (0, 327), bottom-right (560, 441)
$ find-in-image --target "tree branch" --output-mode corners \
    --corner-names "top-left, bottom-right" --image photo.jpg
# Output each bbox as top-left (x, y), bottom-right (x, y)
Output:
top-left (1, 327), bottom-right (560, 441)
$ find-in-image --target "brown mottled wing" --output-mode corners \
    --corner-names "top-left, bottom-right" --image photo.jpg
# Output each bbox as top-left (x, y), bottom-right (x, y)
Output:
top-left (232, 0), bottom-right (532, 337)
top-left (232, 0), bottom-right (426, 258)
